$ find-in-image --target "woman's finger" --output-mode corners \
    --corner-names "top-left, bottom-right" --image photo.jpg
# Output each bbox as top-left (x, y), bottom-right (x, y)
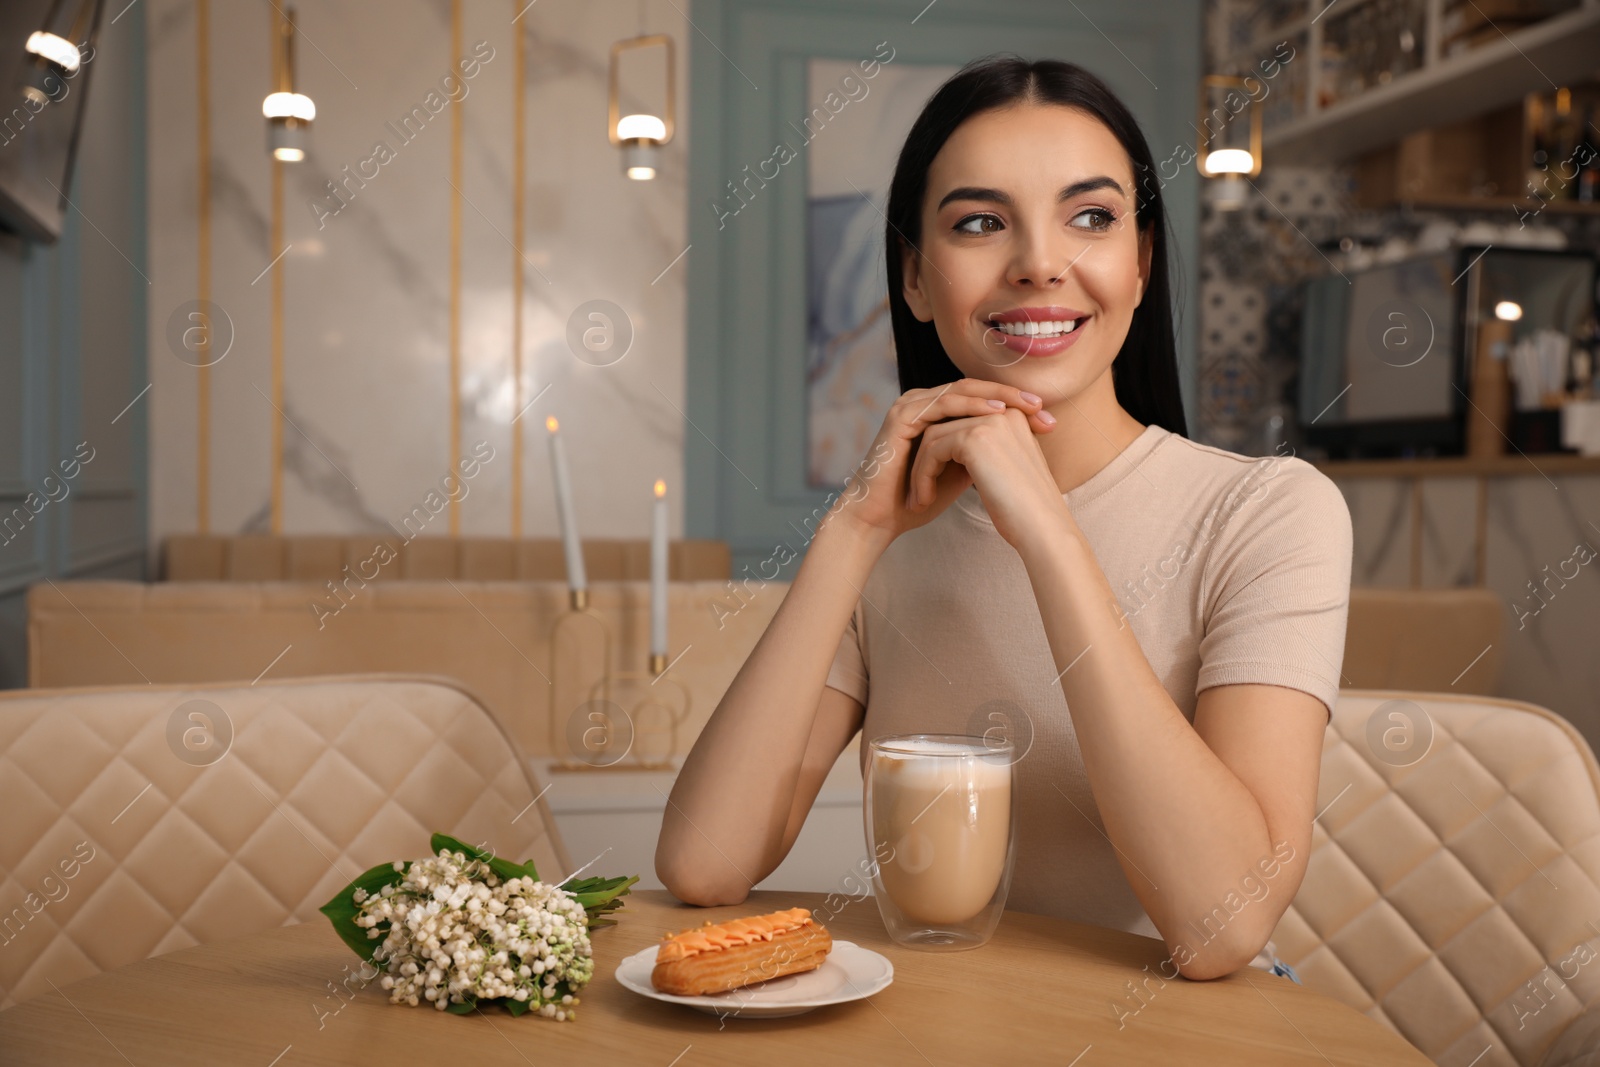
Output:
top-left (890, 380), bottom-right (1051, 434)
top-left (893, 378), bottom-right (1039, 414)
top-left (895, 392), bottom-right (1010, 430)
top-left (905, 419), bottom-right (969, 511)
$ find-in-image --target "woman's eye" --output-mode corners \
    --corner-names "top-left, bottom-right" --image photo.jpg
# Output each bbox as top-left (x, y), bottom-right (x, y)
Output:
top-left (1070, 207), bottom-right (1117, 232)
top-left (954, 213), bottom-right (1003, 235)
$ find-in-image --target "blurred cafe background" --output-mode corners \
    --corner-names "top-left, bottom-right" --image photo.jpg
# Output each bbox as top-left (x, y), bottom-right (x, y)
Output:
top-left (2, 1), bottom-right (1600, 1063)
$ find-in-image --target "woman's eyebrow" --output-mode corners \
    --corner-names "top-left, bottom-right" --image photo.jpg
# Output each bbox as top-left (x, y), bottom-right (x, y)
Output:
top-left (937, 185), bottom-right (1011, 209)
top-left (937, 176), bottom-right (1126, 210)
top-left (1059, 176), bottom-right (1125, 199)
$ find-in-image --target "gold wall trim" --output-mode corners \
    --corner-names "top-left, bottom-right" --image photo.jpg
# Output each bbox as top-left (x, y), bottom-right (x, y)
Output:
top-left (268, 8), bottom-right (285, 534)
top-left (270, 154), bottom-right (284, 534)
top-left (511, 7), bottom-right (524, 537)
top-left (448, 0), bottom-right (464, 536)
top-left (196, 0), bottom-right (211, 532)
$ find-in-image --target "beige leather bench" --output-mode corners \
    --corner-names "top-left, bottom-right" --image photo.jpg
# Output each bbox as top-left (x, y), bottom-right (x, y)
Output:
top-left (0, 675), bottom-right (566, 1009)
top-left (27, 579), bottom-right (781, 762)
top-left (1276, 690), bottom-right (1600, 1067)
top-left (162, 535), bottom-right (731, 582)
top-left (1343, 587), bottom-right (1504, 693)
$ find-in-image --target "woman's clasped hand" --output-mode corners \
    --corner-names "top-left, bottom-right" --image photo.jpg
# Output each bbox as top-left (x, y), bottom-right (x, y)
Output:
top-left (831, 378), bottom-right (1067, 552)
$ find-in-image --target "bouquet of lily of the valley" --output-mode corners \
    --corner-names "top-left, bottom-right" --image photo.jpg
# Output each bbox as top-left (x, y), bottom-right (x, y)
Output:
top-left (320, 833), bottom-right (638, 1020)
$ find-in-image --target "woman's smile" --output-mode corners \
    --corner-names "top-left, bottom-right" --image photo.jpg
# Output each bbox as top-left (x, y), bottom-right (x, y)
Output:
top-left (983, 305), bottom-right (1092, 358)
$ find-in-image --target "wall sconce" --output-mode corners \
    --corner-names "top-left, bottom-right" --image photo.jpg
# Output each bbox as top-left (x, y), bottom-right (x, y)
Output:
top-left (21, 0), bottom-right (98, 106)
top-left (262, 6), bottom-right (314, 162)
top-left (1196, 75), bottom-right (1262, 212)
top-left (608, 34), bottom-right (675, 181)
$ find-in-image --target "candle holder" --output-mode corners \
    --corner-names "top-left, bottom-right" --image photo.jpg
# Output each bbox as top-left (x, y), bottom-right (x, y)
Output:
top-left (546, 589), bottom-right (691, 772)
top-left (546, 587), bottom-right (609, 764)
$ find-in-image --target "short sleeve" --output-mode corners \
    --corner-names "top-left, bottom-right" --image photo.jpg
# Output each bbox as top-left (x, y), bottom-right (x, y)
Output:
top-left (1195, 458), bottom-right (1352, 717)
top-left (824, 598), bottom-right (869, 706)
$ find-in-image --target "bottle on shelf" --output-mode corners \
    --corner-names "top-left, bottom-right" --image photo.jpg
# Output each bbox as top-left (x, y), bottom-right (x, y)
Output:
top-left (1549, 88), bottom-right (1578, 201)
top-left (1576, 102), bottom-right (1598, 204)
top-left (1526, 94), bottom-right (1551, 201)
top-left (1573, 318), bottom-right (1598, 400)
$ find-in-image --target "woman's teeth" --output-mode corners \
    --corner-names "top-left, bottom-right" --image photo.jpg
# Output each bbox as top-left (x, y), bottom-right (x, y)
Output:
top-left (991, 318), bottom-right (1082, 337)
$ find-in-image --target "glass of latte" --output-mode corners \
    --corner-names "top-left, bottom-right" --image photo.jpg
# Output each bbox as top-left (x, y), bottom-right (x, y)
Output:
top-left (864, 734), bottom-right (1016, 950)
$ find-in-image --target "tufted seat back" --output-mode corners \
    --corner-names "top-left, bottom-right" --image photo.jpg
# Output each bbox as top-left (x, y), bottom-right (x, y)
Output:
top-left (0, 675), bottom-right (569, 1009)
top-left (1272, 690), bottom-right (1600, 1067)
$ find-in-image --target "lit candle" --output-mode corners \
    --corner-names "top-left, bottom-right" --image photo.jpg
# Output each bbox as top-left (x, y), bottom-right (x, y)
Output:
top-left (651, 478), bottom-right (668, 663)
top-left (546, 416), bottom-right (586, 593)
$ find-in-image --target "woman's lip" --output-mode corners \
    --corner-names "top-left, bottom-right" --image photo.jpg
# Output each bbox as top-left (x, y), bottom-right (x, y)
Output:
top-left (986, 317), bottom-right (1088, 357)
top-left (987, 305), bottom-right (1087, 323)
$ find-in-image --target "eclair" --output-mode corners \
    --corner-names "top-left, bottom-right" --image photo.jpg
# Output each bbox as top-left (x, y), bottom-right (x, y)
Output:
top-left (651, 907), bottom-right (833, 996)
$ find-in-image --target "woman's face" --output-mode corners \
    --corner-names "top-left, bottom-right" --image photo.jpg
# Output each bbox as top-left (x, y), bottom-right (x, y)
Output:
top-left (902, 103), bottom-right (1150, 403)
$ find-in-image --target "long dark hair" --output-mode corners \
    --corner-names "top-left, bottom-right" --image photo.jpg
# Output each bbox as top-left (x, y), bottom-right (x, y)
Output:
top-left (884, 55), bottom-right (1187, 436)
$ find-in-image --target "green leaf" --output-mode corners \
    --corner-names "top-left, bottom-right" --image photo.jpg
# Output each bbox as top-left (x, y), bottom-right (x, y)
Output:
top-left (430, 832), bottom-right (539, 884)
top-left (318, 861), bottom-right (409, 964)
top-left (446, 997), bottom-right (476, 1015)
top-left (560, 873), bottom-right (639, 929)
top-left (504, 997), bottom-right (531, 1017)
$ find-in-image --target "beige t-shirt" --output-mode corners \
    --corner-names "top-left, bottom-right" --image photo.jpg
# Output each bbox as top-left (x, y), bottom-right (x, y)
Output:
top-left (825, 425), bottom-right (1352, 969)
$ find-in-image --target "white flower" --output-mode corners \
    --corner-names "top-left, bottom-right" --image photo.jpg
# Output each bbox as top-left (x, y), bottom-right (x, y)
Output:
top-left (351, 848), bottom-right (593, 1021)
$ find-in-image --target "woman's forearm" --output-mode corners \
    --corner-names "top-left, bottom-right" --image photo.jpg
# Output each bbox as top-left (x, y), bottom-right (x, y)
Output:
top-left (656, 514), bottom-right (887, 902)
top-left (1012, 509), bottom-right (1274, 975)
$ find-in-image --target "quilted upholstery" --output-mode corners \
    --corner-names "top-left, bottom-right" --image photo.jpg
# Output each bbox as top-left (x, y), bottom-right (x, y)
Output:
top-left (1272, 690), bottom-right (1600, 1067)
top-left (0, 675), bottom-right (569, 1009)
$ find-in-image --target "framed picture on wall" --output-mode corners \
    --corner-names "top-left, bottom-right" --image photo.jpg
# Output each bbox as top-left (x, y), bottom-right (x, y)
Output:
top-left (804, 58), bottom-right (958, 487)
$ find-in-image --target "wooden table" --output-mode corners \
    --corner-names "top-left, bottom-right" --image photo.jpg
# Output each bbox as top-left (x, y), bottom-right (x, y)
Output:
top-left (0, 890), bottom-right (1427, 1065)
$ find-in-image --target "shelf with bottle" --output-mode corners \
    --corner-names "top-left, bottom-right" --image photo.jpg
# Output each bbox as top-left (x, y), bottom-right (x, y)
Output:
top-left (1316, 0), bottom-right (1429, 111)
top-left (1439, 0), bottom-right (1583, 59)
top-left (1260, 1), bottom-right (1600, 163)
top-left (1351, 80), bottom-right (1600, 211)
top-left (1522, 84), bottom-right (1600, 207)
top-left (1217, 0), bottom-right (1313, 59)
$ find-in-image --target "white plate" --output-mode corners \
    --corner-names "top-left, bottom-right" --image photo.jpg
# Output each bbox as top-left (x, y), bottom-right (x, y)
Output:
top-left (614, 939), bottom-right (894, 1019)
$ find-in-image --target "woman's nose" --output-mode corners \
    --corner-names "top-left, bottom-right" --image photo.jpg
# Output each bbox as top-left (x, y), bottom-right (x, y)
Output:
top-left (1006, 227), bottom-right (1074, 288)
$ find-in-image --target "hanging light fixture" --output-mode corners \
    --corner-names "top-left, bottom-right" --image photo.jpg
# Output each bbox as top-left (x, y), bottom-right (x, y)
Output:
top-left (262, 6), bottom-right (314, 162)
top-left (21, 0), bottom-right (97, 106)
top-left (607, 34), bottom-right (675, 181)
top-left (1196, 75), bottom-right (1263, 212)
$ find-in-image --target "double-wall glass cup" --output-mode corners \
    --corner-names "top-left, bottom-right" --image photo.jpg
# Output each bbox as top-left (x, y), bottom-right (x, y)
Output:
top-left (864, 734), bottom-right (1017, 950)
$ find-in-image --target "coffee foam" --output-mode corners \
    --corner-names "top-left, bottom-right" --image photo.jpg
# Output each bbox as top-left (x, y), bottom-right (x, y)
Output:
top-left (874, 740), bottom-right (1011, 787)
top-left (874, 737), bottom-right (1011, 759)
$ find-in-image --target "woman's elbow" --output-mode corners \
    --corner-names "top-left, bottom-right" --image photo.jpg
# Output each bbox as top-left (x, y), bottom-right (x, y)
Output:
top-left (1175, 946), bottom-right (1257, 981)
top-left (656, 864), bottom-right (751, 907)
top-left (1171, 923), bottom-right (1276, 980)
top-left (655, 844), bottom-right (753, 907)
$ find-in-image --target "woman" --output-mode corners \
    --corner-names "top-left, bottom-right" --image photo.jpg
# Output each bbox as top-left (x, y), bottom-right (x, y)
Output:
top-left (656, 55), bottom-right (1351, 981)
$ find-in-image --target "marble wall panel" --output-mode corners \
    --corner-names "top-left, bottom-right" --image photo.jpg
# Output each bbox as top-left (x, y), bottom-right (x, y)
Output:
top-left (148, 0), bottom-right (691, 549)
top-left (1333, 477), bottom-right (1413, 588)
top-left (1417, 477), bottom-right (1479, 589)
top-left (1330, 471), bottom-right (1600, 748)
top-left (1486, 474), bottom-right (1600, 745)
